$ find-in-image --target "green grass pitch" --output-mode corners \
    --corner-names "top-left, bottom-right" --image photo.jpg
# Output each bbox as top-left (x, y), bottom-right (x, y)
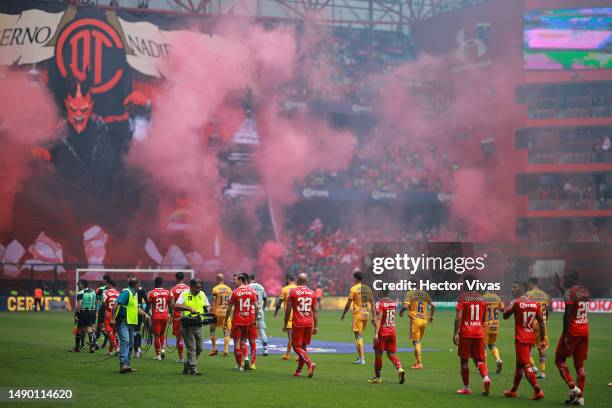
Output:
top-left (0, 310), bottom-right (610, 407)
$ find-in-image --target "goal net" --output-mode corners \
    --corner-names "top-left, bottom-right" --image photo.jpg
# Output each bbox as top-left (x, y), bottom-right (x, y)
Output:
top-left (75, 268), bottom-right (195, 291)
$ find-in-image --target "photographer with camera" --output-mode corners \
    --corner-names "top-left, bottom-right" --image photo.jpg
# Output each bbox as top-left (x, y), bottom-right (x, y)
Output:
top-left (173, 278), bottom-right (211, 376)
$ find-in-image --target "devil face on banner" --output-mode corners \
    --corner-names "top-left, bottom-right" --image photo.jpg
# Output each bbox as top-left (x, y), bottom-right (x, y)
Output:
top-left (64, 82), bottom-right (93, 133)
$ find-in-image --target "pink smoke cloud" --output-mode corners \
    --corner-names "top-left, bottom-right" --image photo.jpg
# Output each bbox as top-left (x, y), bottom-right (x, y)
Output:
top-left (0, 67), bottom-right (59, 238)
top-left (129, 19), bottom-right (357, 284)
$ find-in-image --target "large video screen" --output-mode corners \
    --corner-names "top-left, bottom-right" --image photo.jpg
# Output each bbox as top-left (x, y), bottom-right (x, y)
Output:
top-left (524, 7), bottom-right (612, 70)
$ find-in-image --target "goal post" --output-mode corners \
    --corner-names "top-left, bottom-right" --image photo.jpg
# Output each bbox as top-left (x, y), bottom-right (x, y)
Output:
top-left (75, 268), bottom-right (195, 290)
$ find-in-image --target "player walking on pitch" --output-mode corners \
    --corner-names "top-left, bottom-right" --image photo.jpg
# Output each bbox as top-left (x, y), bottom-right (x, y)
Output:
top-left (341, 270), bottom-right (374, 365)
top-left (526, 277), bottom-right (551, 379)
top-left (554, 270), bottom-right (590, 406)
top-left (147, 277), bottom-right (171, 360)
top-left (502, 281), bottom-right (546, 400)
top-left (399, 287), bottom-right (435, 369)
top-left (94, 275), bottom-right (111, 349)
top-left (369, 288), bottom-right (405, 384)
top-left (482, 290), bottom-right (504, 373)
top-left (284, 273), bottom-right (318, 378)
top-left (249, 273), bottom-right (269, 357)
top-left (453, 282), bottom-right (491, 396)
top-left (225, 273), bottom-right (259, 371)
top-left (102, 280), bottom-right (120, 356)
top-left (243, 274), bottom-right (260, 369)
top-left (210, 273), bottom-right (232, 357)
top-left (169, 272), bottom-right (190, 363)
top-left (275, 273), bottom-right (297, 360)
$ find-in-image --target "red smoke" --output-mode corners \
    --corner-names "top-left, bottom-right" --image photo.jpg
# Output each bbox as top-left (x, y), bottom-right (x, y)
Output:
top-left (130, 19), bottom-right (357, 284)
top-left (0, 67), bottom-right (59, 238)
top-left (256, 240), bottom-right (287, 294)
top-left (372, 53), bottom-right (522, 241)
top-left (451, 169), bottom-right (516, 241)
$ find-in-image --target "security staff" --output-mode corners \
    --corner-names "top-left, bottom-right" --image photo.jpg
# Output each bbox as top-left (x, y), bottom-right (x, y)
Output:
top-left (174, 278), bottom-right (210, 375)
top-left (110, 277), bottom-right (150, 373)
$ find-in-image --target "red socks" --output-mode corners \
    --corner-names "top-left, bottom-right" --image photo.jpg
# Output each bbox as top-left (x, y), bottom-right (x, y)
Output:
top-left (108, 331), bottom-right (118, 351)
top-left (523, 366), bottom-right (541, 392)
top-left (476, 361), bottom-right (489, 378)
top-left (460, 361), bottom-right (470, 387)
top-left (293, 346), bottom-right (312, 368)
top-left (375, 355), bottom-right (383, 377)
top-left (177, 337), bottom-right (184, 359)
top-left (577, 366), bottom-right (586, 395)
top-left (512, 368), bottom-right (523, 391)
top-left (234, 341), bottom-right (244, 365)
top-left (154, 337), bottom-right (161, 354)
top-left (389, 354), bottom-right (401, 370)
top-left (557, 362), bottom-right (576, 388)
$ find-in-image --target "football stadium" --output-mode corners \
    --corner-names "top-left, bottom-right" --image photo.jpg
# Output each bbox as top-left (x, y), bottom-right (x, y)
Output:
top-left (0, 0), bottom-right (611, 407)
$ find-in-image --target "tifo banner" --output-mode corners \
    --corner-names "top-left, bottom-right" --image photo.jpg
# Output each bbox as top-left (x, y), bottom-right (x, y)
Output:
top-left (0, 3), bottom-right (246, 79)
top-left (0, 8), bottom-right (64, 65)
top-left (552, 298), bottom-right (612, 314)
top-left (0, 0), bottom-right (251, 275)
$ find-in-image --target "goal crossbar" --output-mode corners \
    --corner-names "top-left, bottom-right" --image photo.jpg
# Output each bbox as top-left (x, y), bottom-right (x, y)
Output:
top-left (75, 268), bottom-right (195, 289)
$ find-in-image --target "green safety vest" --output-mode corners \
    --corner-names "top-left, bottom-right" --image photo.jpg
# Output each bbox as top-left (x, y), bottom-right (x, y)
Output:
top-left (181, 291), bottom-right (208, 317)
top-left (116, 288), bottom-right (138, 325)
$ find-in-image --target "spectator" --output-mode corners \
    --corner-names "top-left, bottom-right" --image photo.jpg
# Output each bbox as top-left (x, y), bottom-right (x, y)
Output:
top-left (34, 286), bottom-right (44, 312)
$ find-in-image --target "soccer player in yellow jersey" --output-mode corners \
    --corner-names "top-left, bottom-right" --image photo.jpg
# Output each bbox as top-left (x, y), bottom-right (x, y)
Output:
top-left (526, 277), bottom-right (551, 379)
top-left (482, 290), bottom-right (504, 373)
top-left (210, 273), bottom-right (232, 356)
top-left (341, 271), bottom-right (374, 365)
top-left (275, 273), bottom-right (297, 360)
top-left (399, 288), bottom-right (435, 369)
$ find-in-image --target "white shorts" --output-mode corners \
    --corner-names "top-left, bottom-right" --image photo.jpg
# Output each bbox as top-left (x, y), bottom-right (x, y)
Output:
top-left (257, 317), bottom-right (266, 330)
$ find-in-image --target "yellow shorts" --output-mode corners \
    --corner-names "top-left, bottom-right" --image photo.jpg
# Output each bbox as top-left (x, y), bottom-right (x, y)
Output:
top-left (410, 320), bottom-right (427, 342)
top-left (483, 326), bottom-right (498, 346)
top-left (213, 314), bottom-right (231, 330)
top-left (214, 314), bottom-right (228, 328)
top-left (352, 317), bottom-right (368, 334)
top-left (534, 330), bottom-right (549, 350)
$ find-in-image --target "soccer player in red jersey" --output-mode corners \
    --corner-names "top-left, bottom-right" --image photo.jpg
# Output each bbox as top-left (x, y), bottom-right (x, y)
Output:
top-left (102, 280), bottom-right (120, 356)
top-left (147, 276), bottom-right (171, 360)
top-left (284, 273), bottom-right (318, 378)
top-left (245, 274), bottom-right (259, 369)
top-left (225, 273), bottom-right (259, 371)
top-left (554, 270), bottom-right (590, 406)
top-left (453, 279), bottom-right (491, 396)
top-left (169, 272), bottom-right (190, 363)
top-left (369, 288), bottom-right (405, 384)
top-left (503, 281), bottom-right (546, 400)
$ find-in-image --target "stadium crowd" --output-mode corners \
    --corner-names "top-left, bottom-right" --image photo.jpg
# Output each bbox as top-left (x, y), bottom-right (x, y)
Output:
top-left (301, 138), bottom-right (456, 193)
top-left (525, 82), bottom-right (612, 120)
top-left (526, 127), bottom-right (612, 164)
top-left (286, 27), bottom-right (414, 104)
top-left (526, 172), bottom-right (612, 211)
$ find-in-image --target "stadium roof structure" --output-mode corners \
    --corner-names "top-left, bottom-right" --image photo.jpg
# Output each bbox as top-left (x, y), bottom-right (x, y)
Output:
top-left (71, 0), bottom-right (490, 30)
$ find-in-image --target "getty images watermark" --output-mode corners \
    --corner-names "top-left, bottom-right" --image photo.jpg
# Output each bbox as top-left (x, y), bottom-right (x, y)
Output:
top-left (361, 242), bottom-right (501, 293)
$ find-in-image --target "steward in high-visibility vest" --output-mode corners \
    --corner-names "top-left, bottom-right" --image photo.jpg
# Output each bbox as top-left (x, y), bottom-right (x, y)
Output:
top-left (181, 291), bottom-right (209, 317)
top-left (174, 279), bottom-right (210, 375)
top-left (115, 287), bottom-right (139, 325)
top-left (110, 278), bottom-right (150, 373)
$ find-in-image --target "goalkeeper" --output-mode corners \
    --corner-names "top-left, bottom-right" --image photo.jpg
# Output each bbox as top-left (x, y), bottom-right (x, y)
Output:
top-left (174, 278), bottom-right (211, 376)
